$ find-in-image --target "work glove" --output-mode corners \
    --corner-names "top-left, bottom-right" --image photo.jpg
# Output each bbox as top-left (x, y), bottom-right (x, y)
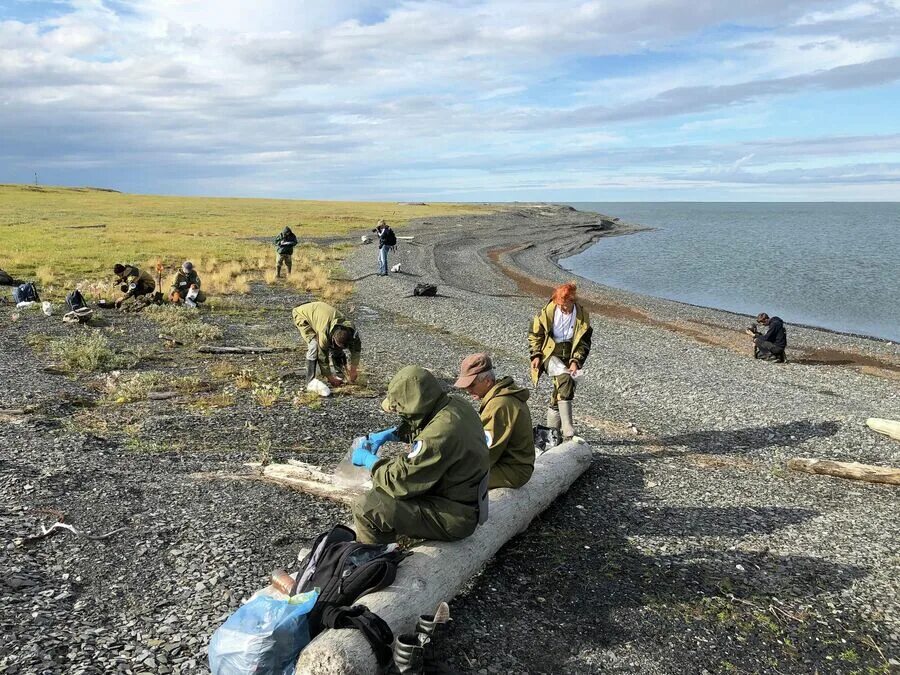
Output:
top-left (366, 426), bottom-right (398, 452)
top-left (351, 446), bottom-right (379, 471)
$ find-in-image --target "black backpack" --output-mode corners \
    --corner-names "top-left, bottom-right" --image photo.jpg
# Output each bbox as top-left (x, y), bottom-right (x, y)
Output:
top-left (381, 227), bottom-right (397, 247)
top-left (413, 283), bottom-right (437, 297)
top-left (66, 290), bottom-right (87, 311)
top-left (12, 282), bottom-right (39, 303)
top-left (292, 525), bottom-right (406, 666)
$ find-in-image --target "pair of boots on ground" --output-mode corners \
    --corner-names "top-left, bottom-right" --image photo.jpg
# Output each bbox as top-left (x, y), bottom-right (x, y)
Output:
top-left (392, 602), bottom-right (451, 674)
top-left (547, 400), bottom-right (576, 440)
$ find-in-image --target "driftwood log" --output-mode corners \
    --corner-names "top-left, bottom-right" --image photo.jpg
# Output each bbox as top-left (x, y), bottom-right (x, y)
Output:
top-left (787, 458), bottom-right (900, 485)
top-left (293, 439), bottom-right (593, 674)
top-left (197, 345), bottom-right (277, 354)
top-left (866, 417), bottom-right (900, 442)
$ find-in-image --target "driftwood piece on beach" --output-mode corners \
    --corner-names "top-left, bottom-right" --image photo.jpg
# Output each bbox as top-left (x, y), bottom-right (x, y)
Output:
top-left (294, 439), bottom-right (593, 674)
top-left (787, 458), bottom-right (900, 485)
top-left (197, 345), bottom-right (277, 354)
top-left (242, 461), bottom-right (365, 506)
top-left (146, 391), bottom-right (178, 401)
top-left (158, 333), bottom-right (185, 346)
top-left (866, 418), bottom-right (900, 442)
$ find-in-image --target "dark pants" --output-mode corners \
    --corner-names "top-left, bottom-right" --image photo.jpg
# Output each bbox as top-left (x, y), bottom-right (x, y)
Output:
top-left (754, 338), bottom-right (786, 362)
top-left (549, 342), bottom-right (576, 406)
top-left (276, 253), bottom-right (292, 276)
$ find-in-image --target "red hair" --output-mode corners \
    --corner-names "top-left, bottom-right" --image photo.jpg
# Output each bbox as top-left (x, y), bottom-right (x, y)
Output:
top-left (552, 282), bottom-right (577, 305)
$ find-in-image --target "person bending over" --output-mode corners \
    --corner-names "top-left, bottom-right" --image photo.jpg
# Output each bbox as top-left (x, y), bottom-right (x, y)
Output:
top-left (113, 263), bottom-right (155, 308)
top-left (455, 353), bottom-right (534, 489)
top-left (350, 366), bottom-right (490, 544)
top-left (291, 300), bottom-right (361, 387)
top-left (746, 313), bottom-right (787, 362)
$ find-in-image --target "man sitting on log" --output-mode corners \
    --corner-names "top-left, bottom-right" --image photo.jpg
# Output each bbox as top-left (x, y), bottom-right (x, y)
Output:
top-left (745, 312), bottom-right (787, 363)
top-left (455, 353), bottom-right (535, 489)
top-left (349, 365), bottom-right (490, 544)
top-left (169, 261), bottom-right (206, 307)
top-left (291, 300), bottom-right (361, 387)
top-left (112, 263), bottom-right (155, 308)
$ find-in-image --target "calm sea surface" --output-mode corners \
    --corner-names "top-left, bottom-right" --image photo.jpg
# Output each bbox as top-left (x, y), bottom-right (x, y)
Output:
top-left (561, 203), bottom-right (900, 341)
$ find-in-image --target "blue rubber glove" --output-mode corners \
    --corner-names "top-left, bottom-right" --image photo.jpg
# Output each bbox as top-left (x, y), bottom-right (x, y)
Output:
top-left (351, 446), bottom-right (378, 471)
top-left (366, 426), bottom-right (399, 452)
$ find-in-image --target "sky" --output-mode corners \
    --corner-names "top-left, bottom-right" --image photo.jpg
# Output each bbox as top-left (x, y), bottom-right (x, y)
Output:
top-left (1, 0), bottom-right (900, 201)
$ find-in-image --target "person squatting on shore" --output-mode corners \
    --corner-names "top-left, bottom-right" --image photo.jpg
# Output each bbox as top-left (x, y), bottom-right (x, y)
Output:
top-left (170, 261), bottom-right (206, 307)
top-left (112, 263), bottom-right (155, 308)
top-left (747, 312), bottom-right (787, 362)
top-left (291, 300), bottom-right (361, 388)
top-left (350, 366), bottom-right (490, 544)
top-left (529, 282), bottom-right (593, 440)
top-left (455, 353), bottom-right (535, 489)
top-left (274, 226), bottom-right (298, 278)
top-left (373, 219), bottom-right (397, 276)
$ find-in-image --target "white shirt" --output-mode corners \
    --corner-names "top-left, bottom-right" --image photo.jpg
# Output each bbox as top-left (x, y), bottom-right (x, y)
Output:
top-left (552, 305), bottom-right (576, 341)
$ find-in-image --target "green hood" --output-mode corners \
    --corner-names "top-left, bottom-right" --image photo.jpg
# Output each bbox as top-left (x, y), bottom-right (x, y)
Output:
top-left (382, 366), bottom-right (449, 434)
top-left (481, 376), bottom-right (529, 409)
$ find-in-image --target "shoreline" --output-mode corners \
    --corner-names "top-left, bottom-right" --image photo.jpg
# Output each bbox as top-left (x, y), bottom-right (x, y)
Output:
top-left (548, 215), bottom-right (898, 345)
top-left (441, 204), bottom-right (899, 378)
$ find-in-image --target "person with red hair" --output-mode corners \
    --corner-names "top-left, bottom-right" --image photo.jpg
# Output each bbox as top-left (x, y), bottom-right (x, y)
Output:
top-left (528, 282), bottom-right (593, 439)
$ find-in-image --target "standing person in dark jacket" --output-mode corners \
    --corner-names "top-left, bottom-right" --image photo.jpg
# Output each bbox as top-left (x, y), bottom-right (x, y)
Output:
top-left (746, 313), bottom-right (787, 362)
top-left (373, 219), bottom-right (396, 276)
top-left (274, 226), bottom-right (298, 277)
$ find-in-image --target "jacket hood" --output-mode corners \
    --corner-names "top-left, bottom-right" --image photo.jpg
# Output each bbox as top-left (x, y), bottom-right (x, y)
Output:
top-left (482, 375), bottom-right (529, 407)
top-left (282, 227), bottom-right (293, 235)
top-left (382, 366), bottom-right (448, 430)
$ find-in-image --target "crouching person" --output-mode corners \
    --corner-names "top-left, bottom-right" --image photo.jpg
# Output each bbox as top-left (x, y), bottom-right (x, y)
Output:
top-left (292, 301), bottom-right (361, 387)
top-left (350, 366), bottom-right (490, 544)
top-left (113, 263), bottom-right (155, 308)
top-left (455, 353), bottom-right (535, 489)
top-left (170, 261), bottom-right (206, 307)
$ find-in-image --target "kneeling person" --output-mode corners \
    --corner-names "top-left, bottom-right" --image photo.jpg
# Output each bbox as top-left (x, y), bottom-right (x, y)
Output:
top-left (455, 353), bottom-right (535, 489)
top-left (746, 312), bottom-right (787, 362)
top-left (351, 366), bottom-right (490, 544)
top-left (170, 261), bottom-right (206, 306)
top-left (113, 263), bottom-right (155, 308)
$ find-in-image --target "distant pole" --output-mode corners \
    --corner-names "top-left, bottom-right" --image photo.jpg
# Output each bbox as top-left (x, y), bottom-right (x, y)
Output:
top-left (34, 172), bottom-right (38, 185)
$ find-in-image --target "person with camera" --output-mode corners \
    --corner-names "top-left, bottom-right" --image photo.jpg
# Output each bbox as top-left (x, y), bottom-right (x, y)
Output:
top-left (373, 219), bottom-right (397, 276)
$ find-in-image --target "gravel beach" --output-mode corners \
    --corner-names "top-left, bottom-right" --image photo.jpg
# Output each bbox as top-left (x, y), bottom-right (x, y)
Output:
top-left (2, 204), bottom-right (898, 674)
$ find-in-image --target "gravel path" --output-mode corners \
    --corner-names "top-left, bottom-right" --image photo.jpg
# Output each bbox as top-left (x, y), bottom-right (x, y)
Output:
top-left (344, 205), bottom-right (900, 673)
top-left (1, 203), bottom-right (898, 674)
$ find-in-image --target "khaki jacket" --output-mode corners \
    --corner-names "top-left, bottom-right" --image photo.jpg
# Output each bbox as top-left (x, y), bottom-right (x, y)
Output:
top-left (291, 301), bottom-right (362, 376)
top-left (117, 265), bottom-right (155, 296)
top-left (373, 366), bottom-right (489, 539)
top-left (171, 269), bottom-right (201, 293)
top-left (480, 376), bottom-right (534, 489)
top-left (527, 300), bottom-right (592, 374)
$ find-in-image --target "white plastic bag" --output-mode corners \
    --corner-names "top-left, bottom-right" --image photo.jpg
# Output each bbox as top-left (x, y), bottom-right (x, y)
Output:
top-left (546, 355), bottom-right (582, 379)
top-left (332, 437), bottom-right (374, 489)
top-left (41, 301), bottom-right (53, 316)
top-left (306, 379), bottom-right (331, 397)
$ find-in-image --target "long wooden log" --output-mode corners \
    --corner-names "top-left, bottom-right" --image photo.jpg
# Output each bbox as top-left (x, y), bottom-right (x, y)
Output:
top-left (294, 439), bottom-right (593, 674)
top-left (866, 417), bottom-right (900, 441)
top-left (197, 345), bottom-right (277, 354)
top-left (787, 457), bottom-right (900, 485)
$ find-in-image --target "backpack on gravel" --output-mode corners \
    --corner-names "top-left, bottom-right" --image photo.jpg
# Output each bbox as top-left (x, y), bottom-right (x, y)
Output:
top-left (533, 424), bottom-right (562, 453)
top-left (413, 283), bottom-right (437, 297)
top-left (12, 282), bottom-right (39, 303)
top-left (292, 524), bottom-right (407, 667)
top-left (63, 290), bottom-right (93, 324)
top-left (0, 269), bottom-right (16, 286)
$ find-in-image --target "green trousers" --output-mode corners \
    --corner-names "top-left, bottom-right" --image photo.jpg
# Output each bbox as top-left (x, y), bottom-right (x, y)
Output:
top-left (549, 341), bottom-right (576, 406)
top-left (352, 489), bottom-right (477, 545)
top-left (276, 253), bottom-right (292, 276)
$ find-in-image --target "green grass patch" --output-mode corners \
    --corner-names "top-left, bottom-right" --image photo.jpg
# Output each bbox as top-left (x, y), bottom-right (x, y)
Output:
top-left (48, 332), bottom-right (123, 373)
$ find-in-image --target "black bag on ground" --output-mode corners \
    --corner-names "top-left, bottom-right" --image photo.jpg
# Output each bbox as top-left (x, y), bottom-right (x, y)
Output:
top-left (533, 425), bottom-right (562, 453)
top-left (0, 269), bottom-right (15, 286)
top-left (12, 282), bottom-right (39, 303)
top-left (413, 283), bottom-right (437, 297)
top-left (292, 524), bottom-right (407, 666)
top-left (66, 290), bottom-right (87, 311)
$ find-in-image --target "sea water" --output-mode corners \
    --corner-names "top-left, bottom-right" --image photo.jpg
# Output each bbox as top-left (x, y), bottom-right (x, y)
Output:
top-left (562, 203), bottom-right (900, 341)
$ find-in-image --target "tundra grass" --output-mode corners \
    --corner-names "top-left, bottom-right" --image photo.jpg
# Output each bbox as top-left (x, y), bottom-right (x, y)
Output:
top-left (0, 184), bottom-right (488, 295)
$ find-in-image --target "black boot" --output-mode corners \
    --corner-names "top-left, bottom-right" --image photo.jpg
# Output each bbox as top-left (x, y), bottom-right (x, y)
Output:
top-left (305, 359), bottom-right (317, 384)
top-left (416, 603), bottom-right (454, 674)
top-left (393, 633), bottom-right (426, 675)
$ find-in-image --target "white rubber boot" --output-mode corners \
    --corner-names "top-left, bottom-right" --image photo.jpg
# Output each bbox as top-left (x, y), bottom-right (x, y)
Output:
top-left (546, 407), bottom-right (561, 430)
top-left (558, 400), bottom-right (576, 439)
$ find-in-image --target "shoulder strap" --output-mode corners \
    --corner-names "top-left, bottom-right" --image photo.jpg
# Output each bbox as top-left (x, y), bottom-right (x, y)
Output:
top-left (320, 605), bottom-right (394, 667)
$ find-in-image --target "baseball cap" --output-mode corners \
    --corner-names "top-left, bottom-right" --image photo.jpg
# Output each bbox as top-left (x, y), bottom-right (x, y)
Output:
top-left (453, 353), bottom-right (492, 388)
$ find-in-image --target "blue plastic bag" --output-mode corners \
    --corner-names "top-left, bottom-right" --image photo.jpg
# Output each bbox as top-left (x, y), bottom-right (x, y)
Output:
top-left (208, 590), bottom-right (318, 675)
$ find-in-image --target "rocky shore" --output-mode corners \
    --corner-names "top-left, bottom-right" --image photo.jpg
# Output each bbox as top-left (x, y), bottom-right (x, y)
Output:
top-left (1, 204), bottom-right (898, 674)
